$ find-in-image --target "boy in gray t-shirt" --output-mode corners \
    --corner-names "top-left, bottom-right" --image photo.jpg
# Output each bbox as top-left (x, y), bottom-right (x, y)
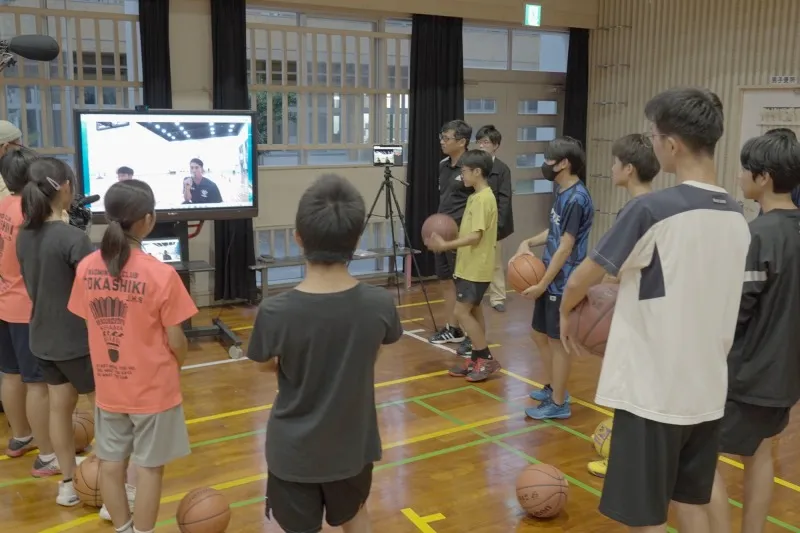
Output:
top-left (247, 174), bottom-right (402, 533)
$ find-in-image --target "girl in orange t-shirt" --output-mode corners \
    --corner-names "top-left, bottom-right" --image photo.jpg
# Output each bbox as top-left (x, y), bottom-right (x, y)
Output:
top-left (68, 179), bottom-right (198, 533)
top-left (0, 148), bottom-right (58, 478)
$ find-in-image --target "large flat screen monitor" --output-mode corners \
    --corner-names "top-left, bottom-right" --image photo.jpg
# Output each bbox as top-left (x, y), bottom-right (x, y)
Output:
top-left (74, 109), bottom-right (258, 222)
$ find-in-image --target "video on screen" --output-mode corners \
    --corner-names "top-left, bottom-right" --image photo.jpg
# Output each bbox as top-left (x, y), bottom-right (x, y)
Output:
top-left (373, 145), bottom-right (404, 167)
top-left (76, 113), bottom-right (255, 214)
top-left (142, 238), bottom-right (181, 264)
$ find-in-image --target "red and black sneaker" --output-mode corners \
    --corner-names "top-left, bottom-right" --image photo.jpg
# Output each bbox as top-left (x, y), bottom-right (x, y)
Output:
top-left (466, 358), bottom-right (502, 382)
top-left (448, 358), bottom-right (474, 377)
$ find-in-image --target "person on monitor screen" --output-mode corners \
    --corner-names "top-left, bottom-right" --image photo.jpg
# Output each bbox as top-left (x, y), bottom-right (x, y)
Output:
top-left (116, 166), bottom-right (134, 182)
top-left (182, 158), bottom-right (222, 204)
top-left (162, 250), bottom-right (171, 261)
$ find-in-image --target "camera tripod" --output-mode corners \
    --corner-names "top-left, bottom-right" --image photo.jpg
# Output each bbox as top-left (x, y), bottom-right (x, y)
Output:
top-left (362, 166), bottom-right (438, 331)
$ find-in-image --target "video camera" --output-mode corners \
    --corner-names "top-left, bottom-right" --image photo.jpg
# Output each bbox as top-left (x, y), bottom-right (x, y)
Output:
top-left (68, 193), bottom-right (99, 232)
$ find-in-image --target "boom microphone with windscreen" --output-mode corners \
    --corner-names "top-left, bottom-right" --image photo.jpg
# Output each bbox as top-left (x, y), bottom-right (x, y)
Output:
top-left (0, 35), bottom-right (60, 75)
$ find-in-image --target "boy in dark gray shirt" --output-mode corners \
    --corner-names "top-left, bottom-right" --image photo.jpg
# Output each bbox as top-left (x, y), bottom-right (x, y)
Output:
top-left (247, 174), bottom-right (402, 533)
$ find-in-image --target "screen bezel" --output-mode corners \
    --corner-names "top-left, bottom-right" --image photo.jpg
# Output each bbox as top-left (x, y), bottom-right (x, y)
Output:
top-left (73, 108), bottom-right (259, 223)
top-left (372, 144), bottom-right (404, 167)
top-left (141, 238), bottom-right (182, 264)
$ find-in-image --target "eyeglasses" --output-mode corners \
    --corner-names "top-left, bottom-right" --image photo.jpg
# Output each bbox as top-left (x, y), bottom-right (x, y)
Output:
top-left (439, 134), bottom-right (455, 142)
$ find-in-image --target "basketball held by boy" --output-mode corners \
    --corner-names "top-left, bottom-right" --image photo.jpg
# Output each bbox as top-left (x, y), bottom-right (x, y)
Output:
top-left (512, 137), bottom-right (594, 420)
top-left (427, 149), bottom-right (501, 382)
top-left (17, 157), bottom-right (97, 507)
top-left (247, 174), bottom-right (402, 533)
top-left (0, 148), bottom-right (60, 478)
top-left (68, 179), bottom-right (197, 533)
top-left (705, 132), bottom-right (800, 533)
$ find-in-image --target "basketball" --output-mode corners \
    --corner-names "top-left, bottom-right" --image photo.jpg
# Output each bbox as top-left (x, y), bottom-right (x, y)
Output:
top-left (568, 283), bottom-right (619, 355)
top-left (73, 410), bottom-right (95, 453)
top-left (176, 487), bottom-right (232, 533)
top-left (74, 455), bottom-right (103, 507)
top-left (593, 417), bottom-right (613, 459)
top-left (507, 254), bottom-right (546, 293)
top-left (421, 213), bottom-right (458, 244)
top-left (516, 464), bottom-right (569, 518)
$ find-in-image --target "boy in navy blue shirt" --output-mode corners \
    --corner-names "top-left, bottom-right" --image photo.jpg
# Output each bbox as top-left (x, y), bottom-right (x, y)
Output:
top-left (513, 137), bottom-right (594, 420)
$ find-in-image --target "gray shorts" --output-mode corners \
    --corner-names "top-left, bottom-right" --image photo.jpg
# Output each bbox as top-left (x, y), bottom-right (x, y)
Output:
top-left (94, 404), bottom-right (191, 468)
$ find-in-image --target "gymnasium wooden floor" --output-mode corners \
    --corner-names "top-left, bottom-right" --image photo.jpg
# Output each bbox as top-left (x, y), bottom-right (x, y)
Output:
top-left (2, 282), bottom-right (800, 533)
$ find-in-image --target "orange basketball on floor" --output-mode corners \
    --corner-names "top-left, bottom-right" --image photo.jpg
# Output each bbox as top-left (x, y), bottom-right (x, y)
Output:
top-left (74, 455), bottom-right (103, 507)
top-left (177, 487), bottom-right (232, 533)
top-left (73, 410), bottom-right (95, 453)
top-left (569, 283), bottom-right (619, 356)
top-left (421, 214), bottom-right (458, 244)
top-left (516, 463), bottom-right (569, 518)
top-left (507, 254), bottom-right (546, 293)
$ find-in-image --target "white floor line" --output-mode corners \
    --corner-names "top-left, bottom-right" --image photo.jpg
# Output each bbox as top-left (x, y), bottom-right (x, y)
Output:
top-left (182, 357), bottom-right (248, 371)
top-left (403, 330), bottom-right (458, 355)
top-left (406, 328), bottom-right (425, 334)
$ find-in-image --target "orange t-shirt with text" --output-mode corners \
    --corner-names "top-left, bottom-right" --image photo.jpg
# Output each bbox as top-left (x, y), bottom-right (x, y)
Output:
top-left (68, 248), bottom-right (198, 414)
top-left (0, 195), bottom-right (32, 323)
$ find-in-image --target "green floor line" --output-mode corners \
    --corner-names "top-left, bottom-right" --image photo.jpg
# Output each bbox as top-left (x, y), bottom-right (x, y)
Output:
top-left (464, 386), bottom-right (800, 533)
top-left (0, 385), bottom-right (474, 491)
top-left (153, 422), bottom-right (552, 528)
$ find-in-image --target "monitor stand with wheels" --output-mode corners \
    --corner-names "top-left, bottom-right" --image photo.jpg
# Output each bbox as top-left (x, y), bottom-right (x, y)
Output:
top-left (150, 221), bottom-right (243, 359)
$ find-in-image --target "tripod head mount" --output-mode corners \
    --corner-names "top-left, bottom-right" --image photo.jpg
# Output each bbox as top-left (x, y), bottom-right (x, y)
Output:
top-left (382, 164), bottom-right (409, 187)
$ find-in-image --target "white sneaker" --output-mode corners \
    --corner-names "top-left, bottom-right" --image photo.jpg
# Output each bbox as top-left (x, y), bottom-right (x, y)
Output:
top-left (57, 480), bottom-right (81, 507)
top-left (99, 484), bottom-right (136, 521)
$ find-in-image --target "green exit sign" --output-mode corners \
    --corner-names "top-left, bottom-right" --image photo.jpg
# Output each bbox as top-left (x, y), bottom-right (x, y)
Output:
top-left (524, 4), bottom-right (542, 26)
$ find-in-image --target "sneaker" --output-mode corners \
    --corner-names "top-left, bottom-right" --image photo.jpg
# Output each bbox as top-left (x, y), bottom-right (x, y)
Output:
top-left (57, 480), bottom-right (81, 507)
top-left (31, 455), bottom-right (61, 478)
top-left (456, 338), bottom-right (472, 357)
top-left (529, 385), bottom-right (571, 404)
top-left (588, 459), bottom-right (608, 478)
top-left (525, 400), bottom-right (571, 420)
top-left (5, 437), bottom-right (36, 458)
top-left (465, 358), bottom-right (502, 382)
top-left (428, 325), bottom-right (465, 345)
top-left (99, 484), bottom-right (136, 521)
top-left (491, 303), bottom-right (506, 312)
top-left (448, 359), bottom-right (474, 377)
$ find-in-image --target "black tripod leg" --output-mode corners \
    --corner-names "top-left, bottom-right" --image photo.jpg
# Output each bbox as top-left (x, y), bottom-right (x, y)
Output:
top-left (386, 183), bottom-right (439, 333)
top-left (385, 184), bottom-right (402, 302)
top-left (363, 181), bottom-right (386, 233)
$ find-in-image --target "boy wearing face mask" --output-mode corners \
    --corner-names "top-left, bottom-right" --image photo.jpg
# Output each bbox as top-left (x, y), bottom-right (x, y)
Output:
top-left (512, 137), bottom-right (593, 420)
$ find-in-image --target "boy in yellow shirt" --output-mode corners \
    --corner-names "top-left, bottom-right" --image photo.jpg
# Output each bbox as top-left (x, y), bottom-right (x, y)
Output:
top-left (427, 150), bottom-right (500, 382)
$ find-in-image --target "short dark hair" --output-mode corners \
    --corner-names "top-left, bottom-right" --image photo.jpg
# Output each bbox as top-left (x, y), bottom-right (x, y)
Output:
top-left (460, 149), bottom-right (493, 178)
top-left (544, 136), bottom-right (585, 176)
top-left (644, 87), bottom-right (724, 156)
top-left (295, 174), bottom-right (366, 265)
top-left (22, 158), bottom-right (76, 230)
top-left (441, 120), bottom-right (472, 145)
top-left (0, 147), bottom-right (38, 194)
top-left (765, 128), bottom-right (797, 141)
top-left (117, 166), bottom-right (134, 175)
top-left (611, 134), bottom-right (661, 183)
top-left (475, 125), bottom-right (502, 146)
top-left (101, 180), bottom-right (156, 278)
top-left (740, 134), bottom-right (800, 194)
top-left (190, 158), bottom-right (204, 168)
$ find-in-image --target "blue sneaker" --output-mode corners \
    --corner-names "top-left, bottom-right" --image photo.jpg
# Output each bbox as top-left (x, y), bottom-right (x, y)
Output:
top-left (525, 400), bottom-right (571, 420)
top-left (529, 386), bottom-right (571, 403)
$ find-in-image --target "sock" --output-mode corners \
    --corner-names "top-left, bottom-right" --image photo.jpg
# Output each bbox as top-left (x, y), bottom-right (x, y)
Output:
top-left (471, 347), bottom-right (492, 361)
top-left (133, 528), bottom-right (154, 533)
top-left (39, 453), bottom-right (56, 462)
top-left (543, 384), bottom-right (552, 391)
top-left (63, 478), bottom-right (72, 484)
top-left (115, 520), bottom-right (133, 533)
top-left (12, 435), bottom-right (32, 443)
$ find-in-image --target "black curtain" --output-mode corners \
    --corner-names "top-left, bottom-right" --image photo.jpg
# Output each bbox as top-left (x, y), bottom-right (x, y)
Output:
top-left (563, 28), bottom-right (590, 183)
top-left (404, 15), bottom-right (464, 277)
top-left (139, 0), bottom-right (172, 109)
top-left (210, 0), bottom-right (257, 302)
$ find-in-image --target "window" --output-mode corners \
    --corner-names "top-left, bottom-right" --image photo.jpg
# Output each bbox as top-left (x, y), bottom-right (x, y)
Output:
top-left (465, 98), bottom-right (497, 114)
top-left (518, 100), bottom-right (558, 115)
top-left (463, 26), bottom-right (509, 70)
top-left (518, 126), bottom-right (557, 142)
top-left (0, 1), bottom-right (143, 157)
top-left (246, 8), bottom-right (410, 167)
top-left (516, 179), bottom-right (554, 194)
top-left (464, 26), bottom-right (570, 72)
top-left (516, 153), bottom-right (545, 168)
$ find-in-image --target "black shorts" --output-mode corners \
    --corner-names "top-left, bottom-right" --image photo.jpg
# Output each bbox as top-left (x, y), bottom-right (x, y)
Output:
top-left (532, 292), bottom-right (561, 339)
top-left (37, 356), bottom-right (95, 395)
top-left (0, 321), bottom-right (43, 383)
top-left (719, 400), bottom-right (790, 457)
top-left (599, 409), bottom-right (721, 527)
top-left (266, 463), bottom-right (373, 533)
top-left (454, 277), bottom-right (489, 306)
top-left (434, 251), bottom-right (456, 280)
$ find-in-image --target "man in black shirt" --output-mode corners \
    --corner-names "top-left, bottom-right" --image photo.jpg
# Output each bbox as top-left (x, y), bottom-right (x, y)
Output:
top-left (428, 120), bottom-right (473, 346)
top-left (706, 133), bottom-right (800, 533)
top-left (116, 166), bottom-right (134, 182)
top-left (183, 158), bottom-right (222, 204)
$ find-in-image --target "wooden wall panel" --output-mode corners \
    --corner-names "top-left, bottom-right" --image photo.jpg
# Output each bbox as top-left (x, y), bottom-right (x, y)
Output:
top-left (586, 0), bottom-right (800, 242)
